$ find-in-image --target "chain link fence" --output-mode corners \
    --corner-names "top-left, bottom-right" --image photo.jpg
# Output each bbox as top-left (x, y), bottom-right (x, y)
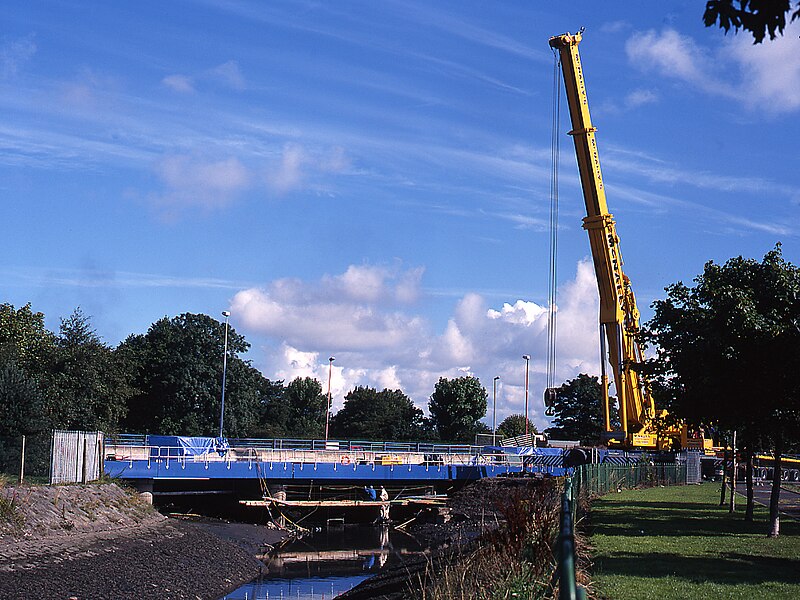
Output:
top-left (573, 461), bottom-right (688, 498)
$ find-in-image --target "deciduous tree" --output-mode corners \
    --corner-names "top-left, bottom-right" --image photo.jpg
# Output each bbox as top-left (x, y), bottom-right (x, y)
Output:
top-left (331, 386), bottom-right (425, 440)
top-left (644, 246), bottom-right (800, 537)
top-left (544, 374), bottom-right (608, 444)
top-left (428, 376), bottom-right (487, 443)
top-left (497, 414), bottom-right (536, 440)
top-left (118, 312), bottom-right (269, 437)
top-left (45, 309), bottom-right (131, 432)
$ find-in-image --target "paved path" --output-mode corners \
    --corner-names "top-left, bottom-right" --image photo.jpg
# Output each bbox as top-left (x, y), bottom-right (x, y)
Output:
top-left (734, 483), bottom-right (800, 520)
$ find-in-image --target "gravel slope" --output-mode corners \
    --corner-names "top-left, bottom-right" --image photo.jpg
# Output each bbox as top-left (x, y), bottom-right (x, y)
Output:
top-left (0, 483), bottom-right (281, 600)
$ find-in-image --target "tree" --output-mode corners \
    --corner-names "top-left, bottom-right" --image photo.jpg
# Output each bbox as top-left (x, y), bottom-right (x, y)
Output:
top-left (0, 362), bottom-right (51, 475)
top-left (544, 374), bottom-right (607, 443)
top-left (704, 0), bottom-right (800, 43)
top-left (331, 386), bottom-right (425, 440)
top-left (428, 376), bottom-right (487, 443)
top-left (45, 309), bottom-right (131, 432)
top-left (118, 312), bottom-right (270, 437)
top-left (497, 414), bottom-right (536, 440)
top-left (0, 362), bottom-right (49, 437)
top-left (282, 376), bottom-right (327, 438)
top-left (0, 303), bottom-right (55, 375)
top-left (644, 246), bottom-right (800, 537)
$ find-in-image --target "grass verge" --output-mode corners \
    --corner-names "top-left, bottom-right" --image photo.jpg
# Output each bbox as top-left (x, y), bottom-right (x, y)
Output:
top-left (589, 482), bottom-right (800, 600)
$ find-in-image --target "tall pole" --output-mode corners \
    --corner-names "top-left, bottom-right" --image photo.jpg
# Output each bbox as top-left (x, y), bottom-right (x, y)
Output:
top-left (324, 356), bottom-right (335, 442)
top-left (523, 355), bottom-right (531, 437)
top-left (218, 310), bottom-right (231, 440)
top-left (492, 376), bottom-right (500, 446)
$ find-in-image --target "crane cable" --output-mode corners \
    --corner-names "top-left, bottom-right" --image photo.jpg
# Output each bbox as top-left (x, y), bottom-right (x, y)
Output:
top-left (545, 47), bottom-right (562, 415)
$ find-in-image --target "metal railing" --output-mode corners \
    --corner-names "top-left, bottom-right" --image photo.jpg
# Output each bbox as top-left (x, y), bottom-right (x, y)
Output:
top-left (103, 441), bottom-right (547, 469)
top-left (555, 477), bottom-right (586, 600)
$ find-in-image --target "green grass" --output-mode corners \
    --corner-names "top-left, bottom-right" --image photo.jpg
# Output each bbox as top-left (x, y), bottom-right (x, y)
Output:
top-left (589, 483), bottom-right (800, 600)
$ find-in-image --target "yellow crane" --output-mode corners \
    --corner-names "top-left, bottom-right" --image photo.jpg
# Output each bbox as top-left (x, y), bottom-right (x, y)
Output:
top-left (548, 31), bottom-right (705, 450)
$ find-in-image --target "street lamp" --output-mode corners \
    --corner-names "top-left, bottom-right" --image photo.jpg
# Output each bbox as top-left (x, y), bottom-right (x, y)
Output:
top-left (492, 376), bottom-right (500, 446)
top-left (218, 311), bottom-right (231, 440)
top-left (324, 356), bottom-right (335, 442)
top-left (522, 354), bottom-right (531, 438)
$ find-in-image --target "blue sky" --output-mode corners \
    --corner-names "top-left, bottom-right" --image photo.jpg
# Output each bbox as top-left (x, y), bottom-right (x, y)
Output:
top-left (2, 1), bottom-right (799, 431)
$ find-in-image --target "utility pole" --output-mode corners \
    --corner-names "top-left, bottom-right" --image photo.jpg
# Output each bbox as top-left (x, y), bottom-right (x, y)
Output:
top-left (522, 355), bottom-right (531, 437)
top-left (324, 356), bottom-right (335, 442)
top-left (218, 310), bottom-right (231, 440)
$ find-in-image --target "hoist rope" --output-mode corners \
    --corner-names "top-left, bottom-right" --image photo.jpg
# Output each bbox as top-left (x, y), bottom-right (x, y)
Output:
top-left (546, 48), bottom-right (562, 395)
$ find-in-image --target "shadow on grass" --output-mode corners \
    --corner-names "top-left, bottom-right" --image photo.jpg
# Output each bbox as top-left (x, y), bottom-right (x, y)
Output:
top-left (596, 550), bottom-right (800, 585)
top-left (591, 498), bottom-right (800, 539)
top-left (595, 501), bottom-right (714, 511)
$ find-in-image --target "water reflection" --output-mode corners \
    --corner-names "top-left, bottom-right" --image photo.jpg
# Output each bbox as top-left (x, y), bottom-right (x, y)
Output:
top-left (222, 574), bottom-right (367, 600)
top-left (221, 525), bottom-right (423, 600)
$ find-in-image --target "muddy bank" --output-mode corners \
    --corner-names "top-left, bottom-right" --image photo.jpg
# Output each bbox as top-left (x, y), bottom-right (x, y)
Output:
top-left (0, 483), bottom-right (286, 600)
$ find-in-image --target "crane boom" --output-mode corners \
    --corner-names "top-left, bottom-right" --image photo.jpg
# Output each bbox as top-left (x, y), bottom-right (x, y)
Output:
top-left (548, 31), bottom-right (667, 448)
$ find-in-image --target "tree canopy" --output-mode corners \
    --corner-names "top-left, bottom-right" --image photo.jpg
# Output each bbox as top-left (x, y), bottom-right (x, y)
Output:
top-left (497, 414), bottom-right (536, 440)
top-left (45, 309), bottom-right (132, 432)
top-left (704, 0), bottom-right (800, 43)
top-left (544, 374), bottom-right (609, 443)
top-left (644, 246), bottom-right (800, 536)
top-left (257, 376), bottom-right (327, 439)
top-left (331, 386), bottom-right (427, 440)
top-left (428, 376), bottom-right (488, 442)
top-left (644, 246), bottom-right (800, 443)
top-left (119, 312), bottom-right (265, 437)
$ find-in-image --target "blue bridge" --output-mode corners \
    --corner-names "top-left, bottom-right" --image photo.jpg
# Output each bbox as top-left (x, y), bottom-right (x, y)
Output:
top-left (104, 434), bottom-right (571, 500)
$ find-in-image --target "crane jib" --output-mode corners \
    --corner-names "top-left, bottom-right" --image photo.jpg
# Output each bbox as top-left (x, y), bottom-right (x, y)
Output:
top-left (548, 31), bottom-right (695, 450)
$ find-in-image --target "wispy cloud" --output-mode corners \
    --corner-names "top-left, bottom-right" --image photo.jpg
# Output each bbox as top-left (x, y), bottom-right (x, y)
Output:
top-left (209, 60), bottom-right (245, 90)
top-left (1, 35), bottom-right (36, 78)
top-left (162, 74), bottom-right (195, 94)
top-left (162, 60), bottom-right (246, 94)
top-left (1, 266), bottom-right (254, 290)
top-left (150, 154), bottom-right (251, 216)
top-left (386, 0), bottom-right (544, 62)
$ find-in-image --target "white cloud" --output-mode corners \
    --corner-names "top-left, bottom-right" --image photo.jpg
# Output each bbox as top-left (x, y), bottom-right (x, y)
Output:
top-left (162, 74), bottom-right (195, 93)
top-left (626, 29), bottom-right (734, 96)
top-left (231, 263), bottom-right (429, 353)
top-left (625, 26), bottom-right (800, 113)
top-left (233, 260), bottom-right (601, 430)
top-left (727, 29), bottom-right (800, 112)
top-left (151, 155), bottom-right (250, 214)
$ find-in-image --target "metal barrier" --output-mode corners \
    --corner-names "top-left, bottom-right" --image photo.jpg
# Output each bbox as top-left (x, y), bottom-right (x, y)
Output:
top-left (555, 477), bottom-right (586, 600)
top-left (50, 430), bottom-right (104, 484)
top-left (573, 461), bottom-right (687, 498)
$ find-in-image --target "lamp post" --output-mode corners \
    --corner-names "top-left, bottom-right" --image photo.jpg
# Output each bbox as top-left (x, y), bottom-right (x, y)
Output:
top-left (218, 311), bottom-right (231, 440)
top-left (492, 376), bottom-right (500, 445)
top-left (324, 356), bottom-right (335, 442)
top-left (522, 354), bottom-right (530, 437)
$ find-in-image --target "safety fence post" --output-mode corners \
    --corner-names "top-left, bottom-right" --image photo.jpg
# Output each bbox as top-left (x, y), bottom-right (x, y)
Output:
top-left (556, 477), bottom-right (586, 600)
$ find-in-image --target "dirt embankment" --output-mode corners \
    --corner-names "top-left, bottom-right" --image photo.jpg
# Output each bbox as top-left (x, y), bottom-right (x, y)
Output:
top-left (0, 483), bottom-right (280, 600)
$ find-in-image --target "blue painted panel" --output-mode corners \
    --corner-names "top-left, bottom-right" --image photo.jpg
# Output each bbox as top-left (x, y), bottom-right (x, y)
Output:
top-left (105, 459), bottom-right (559, 483)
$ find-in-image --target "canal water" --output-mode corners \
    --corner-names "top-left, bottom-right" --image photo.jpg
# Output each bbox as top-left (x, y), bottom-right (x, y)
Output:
top-left (221, 525), bottom-right (424, 600)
